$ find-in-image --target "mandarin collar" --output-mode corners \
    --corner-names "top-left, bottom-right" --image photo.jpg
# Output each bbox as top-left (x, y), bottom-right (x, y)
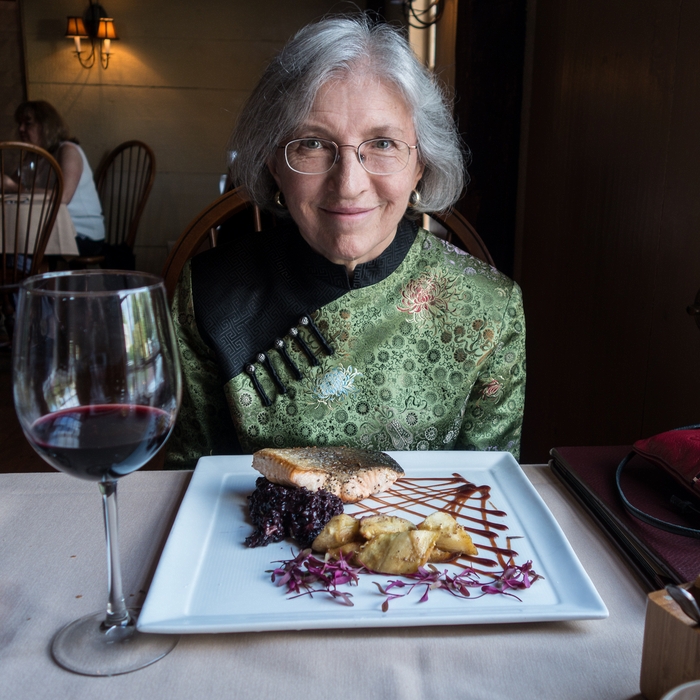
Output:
top-left (293, 217), bottom-right (419, 290)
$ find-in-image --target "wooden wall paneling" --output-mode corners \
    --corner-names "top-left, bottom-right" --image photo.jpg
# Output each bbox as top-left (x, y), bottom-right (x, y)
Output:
top-left (37, 84), bottom-right (246, 171)
top-left (24, 35), bottom-right (287, 93)
top-left (517, 0), bottom-right (682, 462)
top-left (453, 0), bottom-right (527, 277)
top-left (36, 82), bottom-right (247, 269)
top-left (640, 0), bottom-right (700, 434)
top-left (0, 0), bottom-right (26, 139)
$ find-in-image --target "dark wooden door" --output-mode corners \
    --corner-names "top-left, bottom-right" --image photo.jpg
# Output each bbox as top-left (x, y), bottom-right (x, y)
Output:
top-left (515, 0), bottom-right (700, 462)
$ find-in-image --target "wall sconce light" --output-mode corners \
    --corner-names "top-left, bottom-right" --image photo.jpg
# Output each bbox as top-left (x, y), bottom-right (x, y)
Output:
top-left (65, 1), bottom-right (119, 69)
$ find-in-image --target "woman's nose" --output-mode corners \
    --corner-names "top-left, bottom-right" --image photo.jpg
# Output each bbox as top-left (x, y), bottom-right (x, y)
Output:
top-left (329, 146), bottom-right (368, 193)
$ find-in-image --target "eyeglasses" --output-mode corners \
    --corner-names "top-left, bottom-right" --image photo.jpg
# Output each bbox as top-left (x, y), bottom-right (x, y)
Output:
top-left (281, 138), bottom-right (418, 175)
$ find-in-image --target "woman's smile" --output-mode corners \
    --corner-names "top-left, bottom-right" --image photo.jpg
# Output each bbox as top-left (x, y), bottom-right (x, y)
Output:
top-left (320, 204), bottom-right (378, 220)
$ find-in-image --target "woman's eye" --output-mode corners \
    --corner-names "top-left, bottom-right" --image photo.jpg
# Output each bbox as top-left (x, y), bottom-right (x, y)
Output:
top-left (300, 139), bottom-right (324, 150)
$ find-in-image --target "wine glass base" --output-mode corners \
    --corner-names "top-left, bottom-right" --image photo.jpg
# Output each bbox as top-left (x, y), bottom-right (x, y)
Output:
top-left (51, 608), bottom-right (179, 676)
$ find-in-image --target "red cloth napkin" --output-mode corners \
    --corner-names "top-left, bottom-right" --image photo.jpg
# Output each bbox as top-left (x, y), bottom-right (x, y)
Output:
top-left (634, 428), bottom-right (700, 496)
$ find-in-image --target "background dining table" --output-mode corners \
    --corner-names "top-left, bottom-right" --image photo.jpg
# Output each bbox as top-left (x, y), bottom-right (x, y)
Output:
top-left (0, 464), bottom-right (649, 700)
top-left (1, 195), bottom-right (79, 256)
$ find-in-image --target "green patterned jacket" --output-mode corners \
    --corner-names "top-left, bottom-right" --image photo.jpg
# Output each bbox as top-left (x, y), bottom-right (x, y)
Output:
top-left (165, 221), bottom-right (525, 469)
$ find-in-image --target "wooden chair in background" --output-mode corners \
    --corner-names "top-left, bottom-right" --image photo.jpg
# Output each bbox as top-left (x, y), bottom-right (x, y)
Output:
top-left (428, 209), bottom-right (495, 267)
top-left (1, 141), bottom-right (64, 340)
top-left (161, 186), bottom-right (494, 299)
top-left (70, 140), bottom-right (156, 269)
top-left (1, 141), bottom-right (65, 281)
top-left (161, 188), bottom-right (259, 298)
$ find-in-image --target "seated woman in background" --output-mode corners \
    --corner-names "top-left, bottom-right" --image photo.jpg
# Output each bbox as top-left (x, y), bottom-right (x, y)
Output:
top-left (166, 15), bottom-right (526, 469)
top-left (5, 100), bottom-right (105, 257)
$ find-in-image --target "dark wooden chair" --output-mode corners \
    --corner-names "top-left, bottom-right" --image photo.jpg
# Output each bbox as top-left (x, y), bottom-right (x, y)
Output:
top-left (1, 141), bottom-right (65, 280)
top-left (161, 187), bottom-right (493, 300)
top-left (162, 188), bottom-right (259, 299)
top-left (1, 141), bottom-right (64, 340)
top-left (431, 209), bottom-right (495, 267)
top-left (70, 140), bottom-right (156, 269)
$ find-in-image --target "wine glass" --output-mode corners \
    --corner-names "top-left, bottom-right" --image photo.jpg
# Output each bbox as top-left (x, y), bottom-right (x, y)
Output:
top-left (12, 270), bottom-right (182, 676)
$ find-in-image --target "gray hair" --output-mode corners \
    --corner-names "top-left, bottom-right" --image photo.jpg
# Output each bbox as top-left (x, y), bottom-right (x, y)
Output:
top-left (228, 15), bottom-right (467, 214)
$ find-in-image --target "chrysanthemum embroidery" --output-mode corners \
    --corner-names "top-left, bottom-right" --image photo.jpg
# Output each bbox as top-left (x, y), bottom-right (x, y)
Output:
top-left (397, 272), bottom-right (457, 324)
top-left (479, 378), bottom-right (502, 402)
top-left (311, 365), bottom-right (362, 407)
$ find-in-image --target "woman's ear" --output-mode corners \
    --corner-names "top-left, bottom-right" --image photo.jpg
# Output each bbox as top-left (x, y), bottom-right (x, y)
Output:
top-left (267, 155), bottom-right (283, 189)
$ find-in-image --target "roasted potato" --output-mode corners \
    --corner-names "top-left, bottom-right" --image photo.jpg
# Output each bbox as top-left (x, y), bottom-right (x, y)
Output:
top-left (427, 547), bottom-right (458, 563)
top-left (358, 514), bottom-right (415, 540)
top-left (355, 530), bottom-right (439, 574)
top-left (313, 510), bottom-right (476, 573)
top-left (418, 511), bottom-right (477, 556)
top-left (418, 511), bottom-right (459, 532)
top-left (312, 513), bottom-right (361, 552)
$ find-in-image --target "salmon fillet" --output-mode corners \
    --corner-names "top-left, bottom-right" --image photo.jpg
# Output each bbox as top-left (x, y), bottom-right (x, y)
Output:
top-left (251, 447), bottom-right (404, 503)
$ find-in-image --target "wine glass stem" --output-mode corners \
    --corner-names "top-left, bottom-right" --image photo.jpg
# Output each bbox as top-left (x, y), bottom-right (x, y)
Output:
top-left (98, 480), bottom-right (130, 628)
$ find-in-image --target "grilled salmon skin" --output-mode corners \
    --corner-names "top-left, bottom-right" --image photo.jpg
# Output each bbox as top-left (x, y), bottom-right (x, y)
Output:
top-left (251, 447), bottom-right (404, 503)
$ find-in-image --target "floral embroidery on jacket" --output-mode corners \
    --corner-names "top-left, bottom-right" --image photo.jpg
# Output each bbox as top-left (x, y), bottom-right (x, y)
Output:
top-left (309, 364), bottom-right (362, 407)
top-left (479, 378), bottom-right (503, 402)
top-left (397, 270), bottom-right (459, 324)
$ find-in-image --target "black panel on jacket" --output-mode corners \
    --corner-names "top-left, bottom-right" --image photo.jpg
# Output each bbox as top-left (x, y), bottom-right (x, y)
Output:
top-left (191, 218), bottom-right (418, 383)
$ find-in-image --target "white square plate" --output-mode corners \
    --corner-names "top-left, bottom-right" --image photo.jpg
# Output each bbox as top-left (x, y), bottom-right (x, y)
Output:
top-left (138, 452), bottom-right (607, 633)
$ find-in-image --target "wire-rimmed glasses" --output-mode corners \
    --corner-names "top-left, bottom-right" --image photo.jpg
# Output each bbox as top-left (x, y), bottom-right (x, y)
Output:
top-left (282, 137), bottom-right (418, 175)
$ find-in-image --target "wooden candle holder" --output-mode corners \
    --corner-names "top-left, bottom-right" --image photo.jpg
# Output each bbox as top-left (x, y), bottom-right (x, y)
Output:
top-left (640, 587), bottom-right (700, 700)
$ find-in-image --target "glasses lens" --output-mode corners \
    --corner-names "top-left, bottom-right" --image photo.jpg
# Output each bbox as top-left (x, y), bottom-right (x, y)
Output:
top-left (285, 139), bottom-right (336, 174)
top-left (359, 139), bottom-right (410, 174)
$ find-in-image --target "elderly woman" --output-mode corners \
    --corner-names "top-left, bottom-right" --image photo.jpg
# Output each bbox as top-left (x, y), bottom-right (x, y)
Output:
top-left (166, 16), bottom-right (525, 469)
top-left (4, 100), bottom-right (105, 256)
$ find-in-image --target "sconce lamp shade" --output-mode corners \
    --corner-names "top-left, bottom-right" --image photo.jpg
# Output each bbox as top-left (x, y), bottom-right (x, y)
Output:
top-left (65, 16), bottom-right (88, 38)
top-left (65, 4), bottom-right (117, 68)
top-left (96, 18), bottom-right (118, 41)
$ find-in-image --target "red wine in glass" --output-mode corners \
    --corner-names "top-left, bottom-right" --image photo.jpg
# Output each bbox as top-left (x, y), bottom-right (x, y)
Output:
top-left (29, 404), bottom-right (173, 480)
top-left (13, 270), bottom-right (181, 676)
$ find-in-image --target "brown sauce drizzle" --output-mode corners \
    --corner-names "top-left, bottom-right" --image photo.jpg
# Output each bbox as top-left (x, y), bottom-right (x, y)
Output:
top-left (352, 473), bottom-right (518, 576)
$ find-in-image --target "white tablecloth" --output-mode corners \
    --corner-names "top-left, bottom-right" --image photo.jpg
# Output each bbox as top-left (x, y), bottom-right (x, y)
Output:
top-left (2, 197), bottom-right (79, 256)
top-left (0, 466), bottom-right (648, 700)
